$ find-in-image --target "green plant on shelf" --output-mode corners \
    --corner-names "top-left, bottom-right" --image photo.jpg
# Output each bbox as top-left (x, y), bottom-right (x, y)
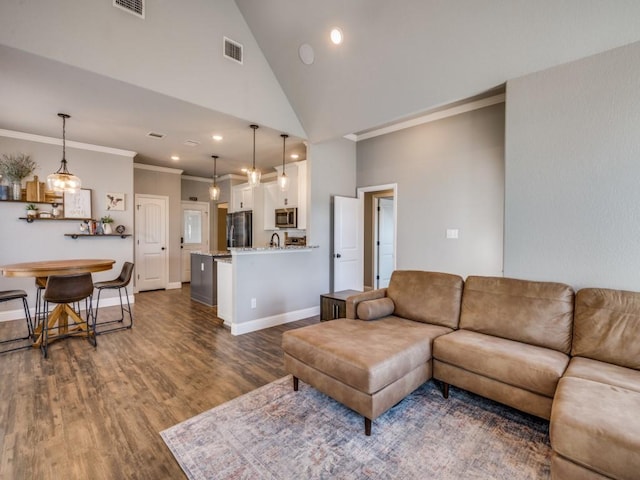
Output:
top-left (25, 203), bottom-right (39, 211)
top-left (101, 215), bottom-right (114, 224)
top-left (0, 153), bottom-right (37, 182)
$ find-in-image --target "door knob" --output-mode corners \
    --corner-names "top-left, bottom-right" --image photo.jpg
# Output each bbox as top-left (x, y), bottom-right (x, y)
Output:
top-left (336, 253), bottom-right (341, 258)
top-left (161, 247), bottom-right (166, 250)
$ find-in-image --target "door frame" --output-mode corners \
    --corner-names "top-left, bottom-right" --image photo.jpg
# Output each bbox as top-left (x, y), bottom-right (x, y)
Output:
top-left (134, 193), bottom-right (170, 293)
top-left (357, 183), bottom-right (398, 287)
top-left (374, 195), bottom-right (395, 289)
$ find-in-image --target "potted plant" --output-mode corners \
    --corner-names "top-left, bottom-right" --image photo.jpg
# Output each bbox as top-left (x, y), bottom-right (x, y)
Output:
top-left (101, 214), bottom-right (114, 234)
top-left (0, 153), bottom-right (37, 201)
top-left (25, 203), bottom-right (39, 218)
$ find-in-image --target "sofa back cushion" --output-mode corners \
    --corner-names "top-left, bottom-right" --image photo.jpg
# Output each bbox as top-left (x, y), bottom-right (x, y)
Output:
top-left (573, 288), bottom-right (640, 369)
top-left (460, 276), bottom-right (574, 354)
top-left (386, 270), bottom-right (463, 329)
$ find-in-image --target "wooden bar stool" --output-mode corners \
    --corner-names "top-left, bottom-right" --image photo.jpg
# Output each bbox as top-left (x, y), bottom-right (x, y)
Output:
top-left (41, 273), bottom-right (95, 358)
top-left (93, 262), bottom-right (134, 335)
top-left (0, 290), bottom-right (34, 354)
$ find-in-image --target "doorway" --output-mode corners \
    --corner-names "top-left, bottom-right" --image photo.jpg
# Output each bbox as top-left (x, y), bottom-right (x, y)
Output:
top-left (181, 201), bottom-right (210, 282)
top-left (359, 185), bottom-right (397, 289)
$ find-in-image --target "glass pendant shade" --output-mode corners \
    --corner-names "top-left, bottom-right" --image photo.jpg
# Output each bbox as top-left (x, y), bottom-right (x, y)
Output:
top-left (247, 124), bottom-right (261, 188)
top-left (278, 172), bottom-right (289, 192)
top-left (209, 155), bottom-right (220, 200)
top-left (279, 133), bottom-right (289, 192)
top-left (47, 113), bottom-right (81, 193)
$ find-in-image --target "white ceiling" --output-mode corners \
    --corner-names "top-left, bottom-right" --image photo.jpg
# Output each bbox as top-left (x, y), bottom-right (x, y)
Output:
top-left (0, 44), bottom-right (307, 179)
top-left (2, 1), bottom-right (640, 177)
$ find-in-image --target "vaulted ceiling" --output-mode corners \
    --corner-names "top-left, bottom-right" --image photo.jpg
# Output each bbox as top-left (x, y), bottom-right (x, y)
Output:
top-left (1, 1), bottom-right (640, 177)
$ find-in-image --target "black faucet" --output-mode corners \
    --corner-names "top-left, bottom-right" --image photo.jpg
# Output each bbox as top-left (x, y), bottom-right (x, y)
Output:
top-left (270, 232), bottom-right (280, 248)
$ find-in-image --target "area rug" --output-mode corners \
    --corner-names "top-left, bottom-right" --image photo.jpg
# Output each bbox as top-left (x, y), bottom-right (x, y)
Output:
top-left (161, 376), bottom-right (550, 479)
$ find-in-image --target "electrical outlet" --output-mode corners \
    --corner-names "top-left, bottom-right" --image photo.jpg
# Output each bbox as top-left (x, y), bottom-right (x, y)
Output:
top-left (446, 229), bottom-right (459, 239)
top-left (251, 298), bottom-right (257, 309)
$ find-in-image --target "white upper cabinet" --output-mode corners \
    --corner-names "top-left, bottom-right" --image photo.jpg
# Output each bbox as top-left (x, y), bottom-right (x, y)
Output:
top-left (230, 184), bottom-right (254, 212)
top-left (263, 160), bottom-right (307, 230)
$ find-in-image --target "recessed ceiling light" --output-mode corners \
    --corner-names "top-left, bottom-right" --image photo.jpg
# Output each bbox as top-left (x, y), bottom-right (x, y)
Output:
top-left (212, 135), bottom-right (223, 141)
top-left (171, 155), bottom-right (180, 161)
top-left (290, 154), bottom-right (299, 160)
top-left (330, 28), bottom-right (343, 45)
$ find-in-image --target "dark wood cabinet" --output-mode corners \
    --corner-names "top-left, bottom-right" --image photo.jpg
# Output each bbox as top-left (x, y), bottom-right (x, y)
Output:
top-left (320, 290), bottom-right (362, 321)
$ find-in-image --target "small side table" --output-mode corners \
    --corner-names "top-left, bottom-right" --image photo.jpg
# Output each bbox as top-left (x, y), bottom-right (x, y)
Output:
top-left (320, 290), bottom-right (362, 321)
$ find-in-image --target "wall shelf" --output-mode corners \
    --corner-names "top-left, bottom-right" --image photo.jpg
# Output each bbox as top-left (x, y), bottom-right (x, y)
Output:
top-left (64, 234), bottom-right (131, 239)
top-left (19, 217), bottom-right (91, 223)
top-left (2, 199), bottom-right (62, 206)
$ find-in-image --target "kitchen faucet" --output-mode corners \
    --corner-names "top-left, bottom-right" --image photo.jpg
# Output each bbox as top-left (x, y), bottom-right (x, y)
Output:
top-left (270, 232), bottom-right (280, 248)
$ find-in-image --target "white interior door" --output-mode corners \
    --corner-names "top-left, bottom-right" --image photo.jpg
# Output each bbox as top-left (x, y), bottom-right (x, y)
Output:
top-left (333, 196), bottom-right (363, 292)
top-left (135, 194), bottom-right (168, 291)
top-left (376, 197), bottom-right (395, 288)
top-left (181, 201), bottom-right (209, 282)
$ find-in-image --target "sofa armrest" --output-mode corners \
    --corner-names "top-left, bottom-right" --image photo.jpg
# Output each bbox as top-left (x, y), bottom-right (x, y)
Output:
top-left (345, 288), bottom-right (387, 319)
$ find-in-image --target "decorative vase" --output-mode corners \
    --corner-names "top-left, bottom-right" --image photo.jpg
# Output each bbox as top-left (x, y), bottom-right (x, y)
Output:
top-left (103, 223), bottom-right (113, 235)
top-left (12, 180), bottom-right (22, 201)
top-left (26, 209), bottom-right (37, 218)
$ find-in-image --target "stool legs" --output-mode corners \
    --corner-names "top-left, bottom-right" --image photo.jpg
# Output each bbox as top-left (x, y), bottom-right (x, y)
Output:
top-left (93, 286), bottom-right (133, 335)
top-left (0, 295), bottom-right (34, 354)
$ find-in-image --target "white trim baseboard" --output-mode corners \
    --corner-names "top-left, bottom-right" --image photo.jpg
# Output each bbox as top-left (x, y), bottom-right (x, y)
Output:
top-left (0, 295), bottom-right (135, 323)
top-left (167, 282), bottom-right (182, 290)
top-left (231, 306), bottom-right (320, 336)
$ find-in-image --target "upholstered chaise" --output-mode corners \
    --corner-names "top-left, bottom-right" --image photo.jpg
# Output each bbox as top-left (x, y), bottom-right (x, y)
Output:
top-left (282, 270), bottom-right (463, 435)
top-left (433, 276), bottom-right (575, 419)
top-left (550, 288), bottom-right (640, 480)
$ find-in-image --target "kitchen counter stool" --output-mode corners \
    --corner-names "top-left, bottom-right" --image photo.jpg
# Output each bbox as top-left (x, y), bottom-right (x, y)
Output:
top-left (93, 262), bottom-right (134, 335)
top-left (0, 290), bottom-right (34, 354)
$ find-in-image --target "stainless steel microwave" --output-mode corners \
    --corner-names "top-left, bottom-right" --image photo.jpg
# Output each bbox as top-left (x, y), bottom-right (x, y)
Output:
top-left (275, 208), bottom-right (297, 228)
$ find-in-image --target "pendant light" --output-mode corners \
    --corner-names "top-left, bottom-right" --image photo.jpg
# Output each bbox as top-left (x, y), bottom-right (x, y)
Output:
top-left (247, 124), bottom-right (261, 188)
top-left (279, 134), bottom-right (289, 192)
top-left (47, 113), bottom-right (81, 193)
top-left (209, 155), bottom-right (220, 201)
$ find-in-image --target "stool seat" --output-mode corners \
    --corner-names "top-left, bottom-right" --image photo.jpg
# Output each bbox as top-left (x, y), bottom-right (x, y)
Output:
top-left (0, 290), bottom-right (29, 302)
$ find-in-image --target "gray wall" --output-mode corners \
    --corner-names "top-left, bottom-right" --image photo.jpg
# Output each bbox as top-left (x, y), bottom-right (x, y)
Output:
top-left (0, 134), bottom-right (134, 316)
top-left (357, 104), bottom-right (505, 279)
top-left (133, 166), bottom-right (182, 285)
top-left (505, 40), bottom-right (640, 290)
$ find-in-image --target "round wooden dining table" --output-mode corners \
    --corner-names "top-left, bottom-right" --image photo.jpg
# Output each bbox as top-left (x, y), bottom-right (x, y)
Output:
top-left (1, 259), bottom-right (115, 347)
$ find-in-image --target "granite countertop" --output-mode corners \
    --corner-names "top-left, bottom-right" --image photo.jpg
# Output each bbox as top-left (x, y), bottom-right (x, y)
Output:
top-left (190, 251), bottom-right (232, 257)
top-left (229, 245), bottom-right (319, 253)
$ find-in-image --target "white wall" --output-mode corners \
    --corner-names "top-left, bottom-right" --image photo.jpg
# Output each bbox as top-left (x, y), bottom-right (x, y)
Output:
top-left (356, 104), bottom-right (505, 279)
top-left (0, 0), bottom-right (305, 138)
top-left (505, 40), bottom-right (640, 291)
top-left (0, 133), bottom-right (134, 318)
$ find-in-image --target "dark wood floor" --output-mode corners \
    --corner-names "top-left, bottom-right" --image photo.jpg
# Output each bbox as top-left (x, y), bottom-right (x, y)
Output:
top-left (0, 286), bottom-right (318, 479)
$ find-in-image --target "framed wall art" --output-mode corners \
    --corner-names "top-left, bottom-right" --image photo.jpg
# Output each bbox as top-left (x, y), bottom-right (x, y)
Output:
top-left (106, 192), bottom-right (125, 211)
top-left (63, 188), bottom-right (92, 219)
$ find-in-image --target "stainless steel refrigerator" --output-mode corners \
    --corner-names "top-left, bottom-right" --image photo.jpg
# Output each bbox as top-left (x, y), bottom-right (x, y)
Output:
top-left (226, 211), bottom-right (252, 248)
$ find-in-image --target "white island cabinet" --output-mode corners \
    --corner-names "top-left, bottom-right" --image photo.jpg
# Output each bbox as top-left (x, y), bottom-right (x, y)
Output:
top-left (223, 245), bottom-right (319, 335)
top-left (216, 259), bottom-right (233, 325)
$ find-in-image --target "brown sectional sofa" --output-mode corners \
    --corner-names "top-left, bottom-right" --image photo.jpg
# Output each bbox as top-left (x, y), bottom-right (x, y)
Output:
top-left (433, 275), bottom-right (574, 419)
top-left (281, 271), bottom-right (640, 480)
top-left (550, 288), bottom-right (640, 480)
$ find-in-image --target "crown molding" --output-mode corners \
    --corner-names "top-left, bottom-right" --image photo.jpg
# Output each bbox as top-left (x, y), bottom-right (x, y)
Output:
top-left (346, 93), bottom-right (506, 142)
top-left (0, 128), bottom-right (137, 157)
top-left (134, 162), bottom-right (183, 174)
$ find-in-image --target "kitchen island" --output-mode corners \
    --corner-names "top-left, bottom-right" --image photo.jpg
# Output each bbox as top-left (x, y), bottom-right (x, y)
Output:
top-left (216, 245), bottom-right (320, 334)
top-left (190, 251), bottom-right (231, 306)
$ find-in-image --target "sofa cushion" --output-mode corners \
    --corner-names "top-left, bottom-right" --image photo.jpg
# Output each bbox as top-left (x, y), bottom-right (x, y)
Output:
top-left (386, 270), bottom-right (463, 329)
top-left (573, 288), bottom-right (640, 370)
top-left (551, 376), bottom-right (640, 480)
top-left (282, 317), bottom-right (452, 394)
top-left (433, 329), bottom-right (569, 397)
top-left (564, 357), bottom-right (640, 394)
top-left (357, 297), bottom-right (395, 320)
top-left (459, 276), bottom-right (574, 354)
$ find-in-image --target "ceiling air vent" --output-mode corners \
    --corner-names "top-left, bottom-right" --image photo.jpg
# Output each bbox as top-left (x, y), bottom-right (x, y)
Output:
top-left (184, 140), bottom-right (200, 147)
top-left (146, 131), bottom-right (165, 139)
top-left (113, 0), bottom-right (145, 19)
top-left (223, 37), bottom-right (243, 64)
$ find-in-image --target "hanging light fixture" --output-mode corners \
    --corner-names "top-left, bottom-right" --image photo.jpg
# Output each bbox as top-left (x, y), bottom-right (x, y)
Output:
top-left (247, 124), bottom-right (261, 188)
top-left (209, 155), bottom-right (220, 201)
top-left (279, 134), bottom-right (289, 192)
top-left (47, 113), bottom-right (81, 193)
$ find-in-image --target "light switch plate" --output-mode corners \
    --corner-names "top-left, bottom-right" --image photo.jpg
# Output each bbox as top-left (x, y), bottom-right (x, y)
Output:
top-left (446, 229), bottom-right (459, 239)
